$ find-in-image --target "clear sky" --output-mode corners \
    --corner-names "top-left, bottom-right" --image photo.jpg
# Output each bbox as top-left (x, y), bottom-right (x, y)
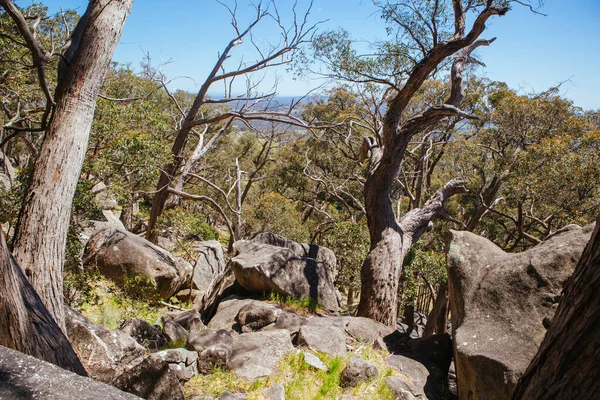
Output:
top-left (32, 0), bottom-right (600, 110)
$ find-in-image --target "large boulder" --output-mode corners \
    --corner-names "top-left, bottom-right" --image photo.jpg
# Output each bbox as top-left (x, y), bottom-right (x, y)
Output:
top-left (147, 348), bottom-right (199, 382)
top-left (250, 232), bottom-right (337, 277)
top-left (340, 356), bottom-right (378, 387)
top-left (446, 224), bottom-right (594, 400)
top-left (230, 330), bottom-right (293, 380)
top-left (231, 236), bottom-right (339, 313)
top-left (386, 354), bottom-right (448, 400)
top-left (344, 316), bottom-right (394, 344)
top-left (64, 306), bottom-right (144, 383)
top-left (207, 296), bottom-right (268, 331)
top-left (191, 240), bottom-right (227, 294)
top-left (0, 346), bottom-right (140, 400)
top-left (296, 318), bottom-right (347, 356)
top-left (83, 228), bottom-right (192, 300)
top-left (112, 356), bottom-right (184, 400)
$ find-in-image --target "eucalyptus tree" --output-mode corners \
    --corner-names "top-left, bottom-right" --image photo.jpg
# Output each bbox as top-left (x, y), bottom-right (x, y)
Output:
top-left (311, 0), bottom-right (521, 326)
top-left (0, 0), bottom-right (133, 332)
top-left (0, 0), bottom-right (133, 373)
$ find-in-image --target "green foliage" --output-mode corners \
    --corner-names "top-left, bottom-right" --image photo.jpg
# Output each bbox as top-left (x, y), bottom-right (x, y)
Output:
top-left (183, 343), bottom-right (401, 399)
top-left (321, 220), bottom-right (369, 295)
top-left (158, 207), bottom-right (218, 241)
top-left (401, 247), bottom-right (446, 306)
top-left (79, 277), bottom-right (164, 329)
top-left (247, 192), bottom-right (309, 243)
top-left (265, 292), bottom-right (322, 315)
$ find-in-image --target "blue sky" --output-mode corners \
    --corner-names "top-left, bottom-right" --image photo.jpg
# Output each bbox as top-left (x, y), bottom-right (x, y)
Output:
top-left (34, 0), bottom-right (600, 110)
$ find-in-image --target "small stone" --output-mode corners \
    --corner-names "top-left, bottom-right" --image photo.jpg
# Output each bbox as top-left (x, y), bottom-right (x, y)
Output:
top-left (302, 351), bottom-right (328, 371)
top-left (340, 356), bottom-right (378, 387)
top-left (262, 384), bottom-right (285, 400)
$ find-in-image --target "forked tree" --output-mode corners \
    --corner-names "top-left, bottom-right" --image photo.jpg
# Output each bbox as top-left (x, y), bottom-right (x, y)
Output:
top-left (0, 0), bottom-right (134, 330)
top-left (314, 0), bottom-right (518, 326)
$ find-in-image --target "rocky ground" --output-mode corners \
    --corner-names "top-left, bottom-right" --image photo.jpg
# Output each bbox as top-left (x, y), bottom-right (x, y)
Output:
top-left (2, 218), bottom-right (593, 399)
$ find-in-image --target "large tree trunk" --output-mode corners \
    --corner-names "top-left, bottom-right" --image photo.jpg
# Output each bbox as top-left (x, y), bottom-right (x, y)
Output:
top-left (511, 216), bottom-right (600, 399)
top-left (0, 226), bottom-right (87, 375)
top-left (357, 155), bottom-right (405, 326)
top-left (353, 2), bottom-right (507, 327)
top-left (10, 0), bottom-right (134, 330)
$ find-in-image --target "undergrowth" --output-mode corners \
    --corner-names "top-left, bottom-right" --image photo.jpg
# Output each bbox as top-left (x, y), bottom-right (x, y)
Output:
top-left (264, 292), bottom-right (322, 315)
top-left (183, 344), bottom-right (399, 400)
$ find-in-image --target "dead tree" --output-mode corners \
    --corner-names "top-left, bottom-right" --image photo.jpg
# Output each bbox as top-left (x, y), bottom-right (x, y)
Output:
top-left (146, 0), bottom-right (319, 243)
top-left (512, 216), bottom-right (600, 399)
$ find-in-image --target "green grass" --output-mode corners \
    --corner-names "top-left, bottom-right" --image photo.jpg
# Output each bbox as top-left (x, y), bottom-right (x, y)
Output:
top-left (264, 292), bottom-right (322, 314)
top-left (183, 345), bottom-right (402, 400)
top-left (79, 279), bottom-right (165, 329)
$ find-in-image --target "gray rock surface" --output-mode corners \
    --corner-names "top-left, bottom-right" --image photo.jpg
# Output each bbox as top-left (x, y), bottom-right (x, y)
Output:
top-left (187, 329), bottom-right (234, 353)
top-left (446, 224), bottom-right (594, 400)
top-left (296, 320), bottom-right (346, 356)
top-left (230, 330), bottom-right (293, 380)
top-left (235, 302), bottom-right (280, 332)
top-left (302, 351), bottom-right (329, 371)
top-left (120, 318), bottom-right (165, 349)
top-left (198, 344), bottom-right (232, 374)
top-left (0, 346), bottom-right (141, 400)
top-left (219, 392), bottom-right (246, 400)
top-left (207, 296), bottom-right (265, 331)
top-left (273, 312), bottom-right (307, 336)
top-left (112, 356), bottom-right (184, 400)
top-left (192, 240), bottom-right (226, 294)
top-left (83, 228), bottom-right (192, 300)
top-left (262, 384), bottom-right (286, 400)
top-left (64, 306), bottom-right (144, 383)
top-left (344, 316), bottom-right (394, 343)
top-left (385, 376), bottom-right (418, 400)
top-left (163, 319), bottom-right (190, 346)
top-left (340, 356), bottom-right (378, 387)
top-left (148, 348), bottom-right (199, 381)
top-left (169, 309), bottom-right (206, 331)
top-left (231, 236), bottom-right (339, 313)
top-left (387, 354), bottom-right (446, 399)
top-left (250, 232), bottom-right (337, 278)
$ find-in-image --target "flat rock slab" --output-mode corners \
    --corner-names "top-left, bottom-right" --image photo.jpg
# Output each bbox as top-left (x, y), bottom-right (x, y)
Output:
top-left (230, 330), bottom-right (293, 380)
top-left (297, 320), bottom-right (347, 357)
top-left (446, 224), bottom-right (594, 400)
top-left (0, 346), bottom-right (141, 400)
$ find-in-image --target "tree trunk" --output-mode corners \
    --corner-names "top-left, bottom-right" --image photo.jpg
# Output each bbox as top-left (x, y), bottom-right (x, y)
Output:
top-left (512, 217), bottom-right (600, 400)
top-left (357, 154), bottom-right (406, 327)
top-left (423, 283), bottom-right (448, 337)
top-left (0, 226), bottom-right (87, 376)
top-left (10, 0), bottom-right (134, 330)
top-left (347, 286), bottom-right (354, 307)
